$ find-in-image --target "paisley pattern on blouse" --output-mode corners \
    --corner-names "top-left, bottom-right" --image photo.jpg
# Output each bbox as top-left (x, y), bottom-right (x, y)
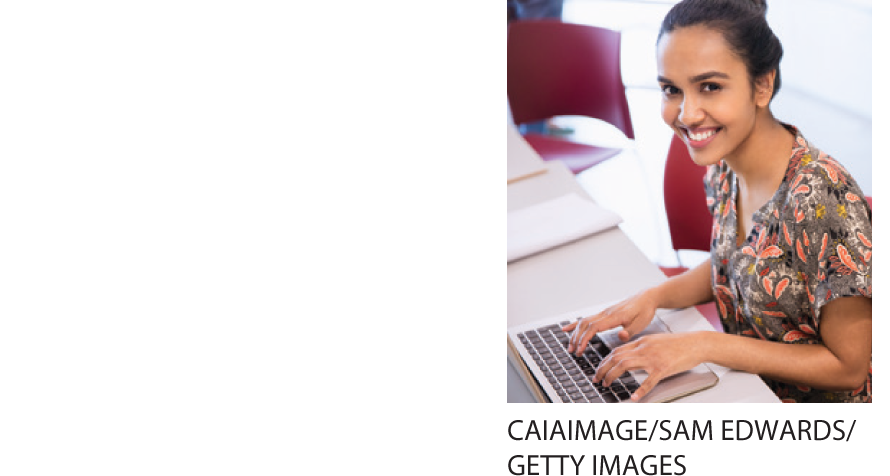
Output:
top-left (704, 126), bottom-right (872, 403)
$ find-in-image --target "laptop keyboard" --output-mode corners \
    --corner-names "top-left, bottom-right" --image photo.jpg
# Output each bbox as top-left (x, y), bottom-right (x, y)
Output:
top-left (518, 321), bottom-right (641, 403)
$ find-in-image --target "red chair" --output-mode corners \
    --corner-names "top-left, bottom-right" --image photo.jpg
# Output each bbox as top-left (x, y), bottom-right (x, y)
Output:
top-left (662, 135), bottom-right (712, 259)
top-left (659, 135), bottom-right (722, 331)
top-left (507, 20), bottom-right (635, 175)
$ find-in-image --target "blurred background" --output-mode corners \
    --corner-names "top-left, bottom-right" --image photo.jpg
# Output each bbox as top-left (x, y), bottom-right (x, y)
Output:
top-left (511, 0), bottom-right (872, 268)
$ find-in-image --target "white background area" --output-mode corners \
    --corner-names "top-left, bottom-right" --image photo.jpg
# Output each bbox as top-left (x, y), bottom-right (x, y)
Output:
top-left (555, 0), bottom-right (872, 268)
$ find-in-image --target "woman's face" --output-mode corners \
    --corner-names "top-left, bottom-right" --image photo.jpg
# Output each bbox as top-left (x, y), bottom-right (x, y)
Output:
top-left (657, 25), bottom-right (769, 167)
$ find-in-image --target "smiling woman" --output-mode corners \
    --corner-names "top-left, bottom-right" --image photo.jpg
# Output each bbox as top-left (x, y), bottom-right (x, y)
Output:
top-left (563, 0), bottom-right (872, 403)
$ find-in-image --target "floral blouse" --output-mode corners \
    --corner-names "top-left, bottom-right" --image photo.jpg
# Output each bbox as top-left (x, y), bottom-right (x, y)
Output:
top-left (704, 126), bottom-right (872, 403)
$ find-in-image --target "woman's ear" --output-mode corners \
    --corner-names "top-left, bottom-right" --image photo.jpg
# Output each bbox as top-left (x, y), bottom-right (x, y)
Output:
top-left (754, 70), bottom-right (776, 107)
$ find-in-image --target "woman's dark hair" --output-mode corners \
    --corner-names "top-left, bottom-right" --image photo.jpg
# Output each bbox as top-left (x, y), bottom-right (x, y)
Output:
top-left (658, 0), bottom-right (783, 100)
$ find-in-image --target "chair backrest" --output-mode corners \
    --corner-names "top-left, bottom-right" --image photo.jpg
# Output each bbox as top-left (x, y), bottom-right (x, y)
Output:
top-left (663, 136), bottom-right (872, 254)
top-left (507, 20), bottom-right (635, 139)
top-left (663, 135), bottom-right (711, 253)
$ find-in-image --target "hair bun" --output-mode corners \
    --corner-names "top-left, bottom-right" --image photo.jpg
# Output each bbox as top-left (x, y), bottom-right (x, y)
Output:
top-left (748, 0), bottom-right (768, 15)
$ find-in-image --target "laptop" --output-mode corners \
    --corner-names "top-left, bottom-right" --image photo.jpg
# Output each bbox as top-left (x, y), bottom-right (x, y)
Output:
top-left (507, 302), bottom-right (719, 403)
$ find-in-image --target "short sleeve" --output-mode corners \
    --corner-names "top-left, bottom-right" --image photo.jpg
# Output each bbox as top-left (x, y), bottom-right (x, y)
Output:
top-left (795, 172), bottom-right (872, 321)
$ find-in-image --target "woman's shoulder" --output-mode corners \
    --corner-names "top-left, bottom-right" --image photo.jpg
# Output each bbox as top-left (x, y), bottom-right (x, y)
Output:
top-left (782, 128), bottom-right (870, 230)
top-left (786, 128), bottom-right (865, 198)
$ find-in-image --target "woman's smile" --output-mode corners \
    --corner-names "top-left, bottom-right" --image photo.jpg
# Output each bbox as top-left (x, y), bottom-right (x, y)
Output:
top-left (681, 126), bottom-right (722, 148)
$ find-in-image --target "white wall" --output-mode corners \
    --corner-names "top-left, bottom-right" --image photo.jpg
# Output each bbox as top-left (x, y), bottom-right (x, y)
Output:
top-left (768, 0), bottom-right (872, 194)
top-left (563, 0), bottom-right (873, 194)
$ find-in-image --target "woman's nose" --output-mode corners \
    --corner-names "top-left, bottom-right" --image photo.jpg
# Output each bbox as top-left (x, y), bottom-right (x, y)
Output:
top-left (679, 96), bottom-right (704, 125)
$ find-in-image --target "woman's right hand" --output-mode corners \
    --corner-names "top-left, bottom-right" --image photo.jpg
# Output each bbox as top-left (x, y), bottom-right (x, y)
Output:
top-left (561, 290), bottom-right (660, 356)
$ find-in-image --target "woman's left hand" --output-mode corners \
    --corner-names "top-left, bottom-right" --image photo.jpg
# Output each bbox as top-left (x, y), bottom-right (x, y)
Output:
top-left (594, 332), bottom-right (705, 402)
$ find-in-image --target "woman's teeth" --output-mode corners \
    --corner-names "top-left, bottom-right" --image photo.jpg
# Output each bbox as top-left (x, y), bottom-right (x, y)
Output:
top-left (688, 129), bottom-right (716, 141)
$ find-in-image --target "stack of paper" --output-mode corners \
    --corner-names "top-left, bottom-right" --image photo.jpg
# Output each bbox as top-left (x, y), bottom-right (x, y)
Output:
top-left (507, 122), bottom-right (547, 184)
top-left (507, 193), bottom-right (623, 262)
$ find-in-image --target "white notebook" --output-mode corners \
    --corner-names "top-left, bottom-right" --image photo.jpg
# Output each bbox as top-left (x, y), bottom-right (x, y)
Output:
top-left (507, 193), bottom-right (623, 263)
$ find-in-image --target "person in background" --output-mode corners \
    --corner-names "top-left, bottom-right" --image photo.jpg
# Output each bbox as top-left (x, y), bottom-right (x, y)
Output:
top-left (563, 0), bottom-right (872, 403)
top-left (508, 0), bottom-right (564, 22)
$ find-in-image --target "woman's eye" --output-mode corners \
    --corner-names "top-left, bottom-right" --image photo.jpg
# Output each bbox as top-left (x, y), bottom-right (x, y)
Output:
top-left (702, 83), bottom-right (722, 92)
top-left (661, 85), bottom-right (679, 96)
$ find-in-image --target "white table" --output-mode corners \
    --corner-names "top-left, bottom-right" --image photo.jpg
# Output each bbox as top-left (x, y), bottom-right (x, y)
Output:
top-left (506, 159), bottom-right (779, 403)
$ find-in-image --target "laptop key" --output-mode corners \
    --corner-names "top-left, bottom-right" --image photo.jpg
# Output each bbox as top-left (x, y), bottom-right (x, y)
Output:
top-left (602, 393), bottom-right (619, 403)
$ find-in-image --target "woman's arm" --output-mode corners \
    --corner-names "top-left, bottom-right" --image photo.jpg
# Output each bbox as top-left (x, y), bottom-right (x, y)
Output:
top-left (647, 259), bottom-right (714, 309)
top-left (564, 259), bottom-right (714, 355)
top-left (595, 295), bottom-right (871, 400)
top-left (701, 295), bottom-right (871, 391)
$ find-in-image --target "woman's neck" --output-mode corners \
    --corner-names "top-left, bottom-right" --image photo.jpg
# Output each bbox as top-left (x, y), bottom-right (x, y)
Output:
top-left (725, 109), bottom-right (794, 199)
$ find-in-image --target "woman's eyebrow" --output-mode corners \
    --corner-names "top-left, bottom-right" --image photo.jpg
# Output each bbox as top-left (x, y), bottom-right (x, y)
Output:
top-left (657, 71), bottom-right (730, 84)
top-left (689, 71), bottom-right (730, 82)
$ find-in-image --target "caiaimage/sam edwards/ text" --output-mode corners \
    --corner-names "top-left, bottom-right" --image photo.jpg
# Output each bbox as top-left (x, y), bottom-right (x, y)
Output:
top-left (507, 419), bottom-right (856, 441)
